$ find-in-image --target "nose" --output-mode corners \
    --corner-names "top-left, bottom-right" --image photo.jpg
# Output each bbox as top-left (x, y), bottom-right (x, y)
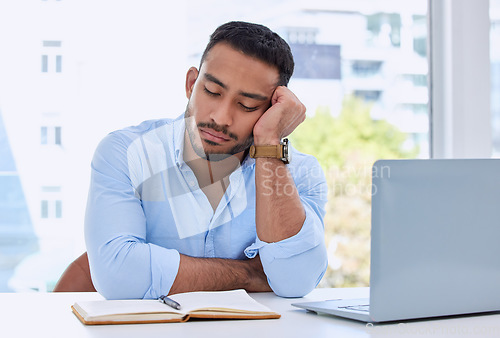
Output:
top-left (209, 99), bottom-right (233, 127)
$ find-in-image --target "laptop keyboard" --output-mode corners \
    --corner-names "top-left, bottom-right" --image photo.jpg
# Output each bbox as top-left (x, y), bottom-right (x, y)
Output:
top-left (339, 304), bottom-right (370, 312)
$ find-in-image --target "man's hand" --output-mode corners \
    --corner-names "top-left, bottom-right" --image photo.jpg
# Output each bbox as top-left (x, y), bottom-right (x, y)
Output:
top-left (246, 255), bottom-right (272, 292)
top-left (252, 86), bottom-right (306, 145)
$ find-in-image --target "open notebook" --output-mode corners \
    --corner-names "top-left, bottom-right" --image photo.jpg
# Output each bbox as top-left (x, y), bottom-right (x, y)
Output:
top-left (72, 289), bottom-right (280, 325)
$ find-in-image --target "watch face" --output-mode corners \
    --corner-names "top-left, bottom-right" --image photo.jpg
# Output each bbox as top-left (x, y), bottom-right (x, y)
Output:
top-left (282, 138), bottom-right (290, 164)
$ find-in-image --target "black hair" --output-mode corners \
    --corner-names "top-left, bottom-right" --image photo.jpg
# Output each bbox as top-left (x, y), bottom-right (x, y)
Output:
top-left (200, 21), bottom-right (294, 86)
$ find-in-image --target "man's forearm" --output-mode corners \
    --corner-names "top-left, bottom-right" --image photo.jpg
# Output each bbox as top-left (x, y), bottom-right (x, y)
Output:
top-left (255, 158), bottom-right (306, 243)
top-left (168, 254), bottom-right (271, 295)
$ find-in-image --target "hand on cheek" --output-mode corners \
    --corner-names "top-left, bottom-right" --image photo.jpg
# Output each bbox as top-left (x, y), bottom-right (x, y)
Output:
top-left (252, 86), bottom-right (306, 145)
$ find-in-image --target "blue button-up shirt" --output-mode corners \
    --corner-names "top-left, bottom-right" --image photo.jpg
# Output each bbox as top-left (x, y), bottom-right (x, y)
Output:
top-left (85, 114), bottom-right (328, 299)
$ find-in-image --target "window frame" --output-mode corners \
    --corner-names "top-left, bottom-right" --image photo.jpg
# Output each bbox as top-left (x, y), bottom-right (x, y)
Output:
top-left (429, 0), bottom-right (491, 158)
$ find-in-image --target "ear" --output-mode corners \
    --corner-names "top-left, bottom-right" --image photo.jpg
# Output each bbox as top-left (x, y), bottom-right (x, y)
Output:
top-left (185, 67), bottom-right (199, 99)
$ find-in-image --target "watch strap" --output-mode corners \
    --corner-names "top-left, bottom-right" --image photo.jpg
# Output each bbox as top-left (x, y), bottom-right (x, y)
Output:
top-left (249, 144), bottom-right (282, 159)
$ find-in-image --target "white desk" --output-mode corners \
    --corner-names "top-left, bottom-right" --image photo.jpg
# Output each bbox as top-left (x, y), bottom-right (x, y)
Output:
top-left (1, 288), bottom-right (500, 338)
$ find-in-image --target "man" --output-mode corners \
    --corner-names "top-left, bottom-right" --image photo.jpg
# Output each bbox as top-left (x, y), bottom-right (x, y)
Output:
top-left (85, 21), bottom-right (328, 299)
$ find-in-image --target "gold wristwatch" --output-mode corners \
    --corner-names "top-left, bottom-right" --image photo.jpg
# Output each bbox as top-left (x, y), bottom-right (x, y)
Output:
top-left (249, 138), bottom-right (290, 164)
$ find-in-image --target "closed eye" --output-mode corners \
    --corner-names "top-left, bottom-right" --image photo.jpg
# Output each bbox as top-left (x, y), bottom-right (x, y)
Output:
top-left (204, 87), bottom-right (220, 97)
top-left (239, 103), bottom-right (259, 112)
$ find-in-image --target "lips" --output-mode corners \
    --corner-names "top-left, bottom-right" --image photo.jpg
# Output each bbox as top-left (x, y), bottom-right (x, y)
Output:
top-left (199, 128), bottom-right (231, 143)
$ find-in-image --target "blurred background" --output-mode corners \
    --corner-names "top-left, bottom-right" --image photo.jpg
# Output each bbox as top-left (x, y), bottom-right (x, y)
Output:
top-left (0, 0), bottom-right (497, 292)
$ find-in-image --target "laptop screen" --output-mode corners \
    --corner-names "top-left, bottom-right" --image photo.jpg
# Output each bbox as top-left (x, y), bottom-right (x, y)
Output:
top-left (369, 159), bottom-right (500, 322)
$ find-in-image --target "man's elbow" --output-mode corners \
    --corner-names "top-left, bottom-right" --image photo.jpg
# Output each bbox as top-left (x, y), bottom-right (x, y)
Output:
top-left (89, 250), bottom-right (151, 299)
top-left (264, 246), bottom-right (328, 298)
top-left (270, 278), bottom-right (319, 298)
top-left (91, 265), bottom-right (149, 300)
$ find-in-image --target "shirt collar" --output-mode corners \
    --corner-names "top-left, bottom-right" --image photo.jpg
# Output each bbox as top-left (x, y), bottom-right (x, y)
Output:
top-left (240, 152), bottom-right (255, 170)
top-left (173, 113), bottom-right (186, 167)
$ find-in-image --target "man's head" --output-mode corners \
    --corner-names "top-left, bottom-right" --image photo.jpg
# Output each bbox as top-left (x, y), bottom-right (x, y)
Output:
top-left (200, 21), bottom-right (294, 87)
top-left (184, 21), bottom-right (294, 162)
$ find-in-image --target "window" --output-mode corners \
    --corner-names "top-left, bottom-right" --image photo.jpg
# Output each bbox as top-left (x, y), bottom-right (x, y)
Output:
top-left (40, 200), bottom-right (62, 219)
top-left (55, 126), bottom-right (61, 145)
top-left (43, 41), bottom-right (61, 47)
top-left (285, 27), bottom-right (318, 44)
top-left (40, 200), bottom-right (49, 218)
top-left (41, 55), bottom-right (48, 73)
top-left (40, 126), bottom-right (62, 145)
top-left (55, 200), bottom-right (62, 218)
top-left (41, 126), bottom-right (47, 144)
top-left (290, 44), bottom-right (341, 80)
top-left (11, 0), bottom-right (492, 293)
top-left (351, 60), bottom-right (383, 77)
top-left (55, 55), bottom-right (62, 73)
top-left (354, 90), bottom-right (382, 102)
top-left (402, 74), bottom-right (427, 87)
top-left (399, 103), bottom-right (428, 115)
top-left (40, 112), bottom-right (62, 146)
top-left (41, 40), bottom-right (62, 73)
top-left (1, 0), bottom-right (431, 292)
top-left (40, 186), bottom-right (62, 219)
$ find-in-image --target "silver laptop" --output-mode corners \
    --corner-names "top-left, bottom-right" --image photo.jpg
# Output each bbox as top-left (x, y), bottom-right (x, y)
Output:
top-left (292, 159), bottom-right (500, 322)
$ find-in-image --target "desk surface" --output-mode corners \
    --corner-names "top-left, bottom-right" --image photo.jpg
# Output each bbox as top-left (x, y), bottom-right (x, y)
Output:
top-left (1, 288), bottom-right (500, 338)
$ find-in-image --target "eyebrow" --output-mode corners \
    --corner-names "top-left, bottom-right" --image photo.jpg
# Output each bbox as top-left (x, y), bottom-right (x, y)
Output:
top-left (204, 73), bottom-right (269, 102)
top-left (239, 91), bottom-right (268, 101)
top-left (204, 73), bottom-right (226, 89)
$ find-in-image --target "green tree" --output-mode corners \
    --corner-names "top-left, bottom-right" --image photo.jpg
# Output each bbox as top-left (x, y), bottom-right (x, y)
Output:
top-left (291, 96), bottom-right (418, 287)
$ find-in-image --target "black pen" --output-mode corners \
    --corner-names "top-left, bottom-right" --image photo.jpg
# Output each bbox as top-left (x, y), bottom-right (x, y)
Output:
top-left (158, 295), bottom-right (182, 310)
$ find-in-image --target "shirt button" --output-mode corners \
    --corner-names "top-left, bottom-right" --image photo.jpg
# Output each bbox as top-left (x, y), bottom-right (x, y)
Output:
top-left (189, 181), bottom-right (196, 187)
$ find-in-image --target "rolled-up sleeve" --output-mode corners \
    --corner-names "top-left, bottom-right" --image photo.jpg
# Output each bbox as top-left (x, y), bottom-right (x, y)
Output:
top-left (84, 133), bottom-right (179, 299)
top-left (244, 154), bottom-right (328, 297)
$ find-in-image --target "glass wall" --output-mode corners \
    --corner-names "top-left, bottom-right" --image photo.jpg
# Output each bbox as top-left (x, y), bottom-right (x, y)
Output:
top-left (0, 0), bottom-right (429, 291)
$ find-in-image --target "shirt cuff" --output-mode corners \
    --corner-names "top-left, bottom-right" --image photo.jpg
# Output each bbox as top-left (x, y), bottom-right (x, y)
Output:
top-left (142, 244), bottom-right (180, 299)
top-left (244, 203), bottom-right (323, 262)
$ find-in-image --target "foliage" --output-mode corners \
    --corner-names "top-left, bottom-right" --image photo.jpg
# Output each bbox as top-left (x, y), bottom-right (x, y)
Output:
top-left (292, 96), bottom-right (416, 169)
top-left (290, 95), bottom-right (418, 287)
